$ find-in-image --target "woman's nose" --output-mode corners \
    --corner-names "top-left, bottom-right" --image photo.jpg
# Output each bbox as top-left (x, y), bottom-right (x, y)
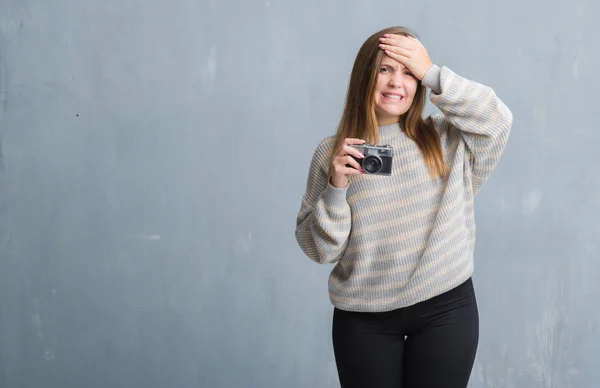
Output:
top-left (388, 74), bottom-right (402, 88)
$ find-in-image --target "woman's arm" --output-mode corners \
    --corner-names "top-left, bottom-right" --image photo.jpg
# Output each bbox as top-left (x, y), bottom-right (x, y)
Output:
top-left (422, 64), bottom-right (513, 193)
top-left (295, 139), bottom-right (352, 264)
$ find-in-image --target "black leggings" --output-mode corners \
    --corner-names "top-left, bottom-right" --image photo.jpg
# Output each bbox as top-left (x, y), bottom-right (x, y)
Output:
top-left (332, 278), bottom-right (479, 388)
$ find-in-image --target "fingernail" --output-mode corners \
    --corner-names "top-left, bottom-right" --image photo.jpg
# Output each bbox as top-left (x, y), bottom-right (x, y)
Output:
top-left (360, 153), bottom-right (365, 158)
top-left (383, 34), bottom-right (389, 38)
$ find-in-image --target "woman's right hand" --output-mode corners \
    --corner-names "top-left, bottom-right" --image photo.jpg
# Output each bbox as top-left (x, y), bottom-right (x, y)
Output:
top-left (329, 138), bottom-right (366, 188)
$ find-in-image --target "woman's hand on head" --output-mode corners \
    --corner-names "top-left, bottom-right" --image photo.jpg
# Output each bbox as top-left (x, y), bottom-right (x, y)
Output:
top-left (378, 34), bottom-right (433, 80)
top-left (330, 138), bottom-right (366, 188)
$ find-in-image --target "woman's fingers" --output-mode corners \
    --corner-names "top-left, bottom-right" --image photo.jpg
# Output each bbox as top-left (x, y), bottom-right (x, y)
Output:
top-left (342, 144), bottom-right (365, 159)
top-left (332, 155), bottom-right (363, 175)
top-left (379, 34), bottom-right (415, 49)
top-left (339, 138), bottom-right (366, 152)
top-left (378, 43), bottom-right (411, 59)
top-left (344, 166), bottom-right (364, 175)
top-left (381, 48), bottom-right (411, 66)
top-left (343, 155), bottom-right (363, 172)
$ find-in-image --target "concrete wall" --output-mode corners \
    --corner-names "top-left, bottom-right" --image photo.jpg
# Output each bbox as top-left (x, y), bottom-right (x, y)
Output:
top-left (1, 0), bottom-right (598, 387)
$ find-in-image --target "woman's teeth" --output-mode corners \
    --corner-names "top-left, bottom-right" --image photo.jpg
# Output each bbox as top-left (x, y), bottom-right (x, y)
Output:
top-left (384, 93), bottom-right (402, 100)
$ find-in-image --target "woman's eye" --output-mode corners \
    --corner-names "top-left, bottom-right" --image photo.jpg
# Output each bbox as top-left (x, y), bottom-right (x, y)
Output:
top-left (380, 67), bottom-right (390, 73)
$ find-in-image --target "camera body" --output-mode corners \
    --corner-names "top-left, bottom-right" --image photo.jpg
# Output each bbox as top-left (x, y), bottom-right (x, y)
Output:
top-left (349, 144), bottom-right (393, 175)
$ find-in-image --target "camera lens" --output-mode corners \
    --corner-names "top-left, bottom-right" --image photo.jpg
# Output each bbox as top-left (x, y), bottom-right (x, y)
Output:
top-left (363, 155), bottom-right (382, 174)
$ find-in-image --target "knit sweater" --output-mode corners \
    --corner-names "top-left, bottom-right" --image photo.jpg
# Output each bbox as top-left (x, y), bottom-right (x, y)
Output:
top-left (295, 64), bottom-right (513, 313)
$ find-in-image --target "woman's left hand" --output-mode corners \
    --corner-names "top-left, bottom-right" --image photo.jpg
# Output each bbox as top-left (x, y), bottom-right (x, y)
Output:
top-left (378, 34), bottom-right (433, 80)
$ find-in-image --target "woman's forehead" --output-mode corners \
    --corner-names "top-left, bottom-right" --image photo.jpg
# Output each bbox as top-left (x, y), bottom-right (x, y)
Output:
top-left (381, 57), bottom-right (407, 70)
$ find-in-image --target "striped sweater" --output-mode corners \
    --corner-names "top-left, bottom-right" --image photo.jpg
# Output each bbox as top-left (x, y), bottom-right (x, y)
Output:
top-left (295, 64), bottom-right (513, 313)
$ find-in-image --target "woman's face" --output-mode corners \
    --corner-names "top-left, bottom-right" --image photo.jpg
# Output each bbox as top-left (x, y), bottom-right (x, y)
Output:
top-left (373, 56), bottom-right (418, 126)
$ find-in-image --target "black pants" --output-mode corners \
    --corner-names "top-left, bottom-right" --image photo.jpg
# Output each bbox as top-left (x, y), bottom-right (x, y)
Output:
top-left (332, 278), bottom-right (479, 388)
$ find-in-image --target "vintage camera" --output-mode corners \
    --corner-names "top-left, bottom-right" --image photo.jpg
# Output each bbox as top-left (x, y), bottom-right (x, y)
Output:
top-left (348, 144), bottom-right (393, 175)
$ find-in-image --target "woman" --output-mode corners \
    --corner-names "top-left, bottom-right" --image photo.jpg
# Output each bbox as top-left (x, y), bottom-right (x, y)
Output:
top-left (295, 26), bottom-right (513, 388)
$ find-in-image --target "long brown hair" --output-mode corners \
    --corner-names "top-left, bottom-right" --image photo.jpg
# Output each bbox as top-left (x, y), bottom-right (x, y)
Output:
top-left (331, 26), bottom-right (448, 179)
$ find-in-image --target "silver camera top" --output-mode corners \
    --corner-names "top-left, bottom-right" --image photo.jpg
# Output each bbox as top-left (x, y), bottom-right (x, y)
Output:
top-left (352, 144), bottom-right (394, 157)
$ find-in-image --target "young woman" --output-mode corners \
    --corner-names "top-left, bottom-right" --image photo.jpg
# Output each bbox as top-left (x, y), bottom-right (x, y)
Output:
top-left (295, 26), bottom-right (513, 388)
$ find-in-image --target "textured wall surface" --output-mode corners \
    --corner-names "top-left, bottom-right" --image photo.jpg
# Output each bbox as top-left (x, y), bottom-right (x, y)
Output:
top-left (1, 0), bottom-right (599, 387)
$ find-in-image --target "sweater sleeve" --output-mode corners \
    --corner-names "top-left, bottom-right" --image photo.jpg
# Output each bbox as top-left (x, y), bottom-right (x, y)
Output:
top-left (295, 139), bottom-right (352, 264)
top-left (422, 65), bottom-right (513, 195)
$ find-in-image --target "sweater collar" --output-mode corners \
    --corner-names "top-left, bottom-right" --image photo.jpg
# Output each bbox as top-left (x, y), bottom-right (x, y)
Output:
top-left (378, 121), bottom-right (404, 136)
